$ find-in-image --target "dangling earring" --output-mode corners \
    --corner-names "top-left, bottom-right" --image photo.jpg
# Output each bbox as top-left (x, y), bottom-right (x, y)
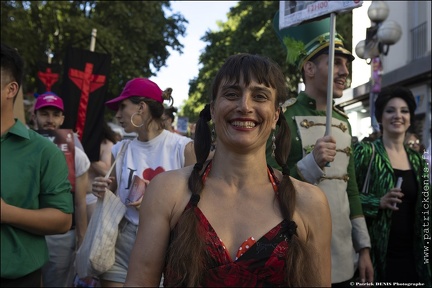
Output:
top-left (271, 132), bottom-right (276, 158)
top-left (131, 112), bottom-right (144, 128)
top-left (211, 127), bottom-right (216, 151)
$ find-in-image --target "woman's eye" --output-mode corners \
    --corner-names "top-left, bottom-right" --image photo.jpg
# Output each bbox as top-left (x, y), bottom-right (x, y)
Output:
top-left (224, 92), bottom-right (238, 99)
top-left (254, 94), bottom-right (268, 101)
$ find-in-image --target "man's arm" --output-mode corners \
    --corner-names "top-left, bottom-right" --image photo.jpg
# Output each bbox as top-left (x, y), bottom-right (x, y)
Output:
top-left (1, 198), bottom-right (72, 235)
top-left (90, 139), bottom-right (114, 176)
top-left (295, 135), bottom-right (337, 184)
top-left (295, 152), bottom-right (325, 184)
top-left (348, 142), bottom-right (373, 282)
top-left (357, 247), bottom-right (374, 283)
top-left (1, 144), bottom-right (73, 235)
top-left (348, 149), bottom-right (371, 251)
top-left (73, 147), bottom-right (91, 247)
top-left (74, 171), bottom-right (88, 247)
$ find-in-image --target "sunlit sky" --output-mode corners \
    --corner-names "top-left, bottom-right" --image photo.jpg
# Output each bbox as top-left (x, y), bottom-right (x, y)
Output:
top-left (149, 1), bottom-right (238, 112)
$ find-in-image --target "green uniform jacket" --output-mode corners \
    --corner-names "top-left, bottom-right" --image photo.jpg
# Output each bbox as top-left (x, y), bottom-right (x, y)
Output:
top-left (266, 92), bottom-right (370, 283)
top-left (354, 138), bottom-right (431, 285)
top-left (1, 120), bottom-right (73, 279)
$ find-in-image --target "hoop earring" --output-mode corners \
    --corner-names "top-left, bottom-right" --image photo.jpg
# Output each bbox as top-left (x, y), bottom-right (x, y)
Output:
top-left (271, 131), bottom-right (276, 158)
top-left (131, 112), bottom-right (144, 128)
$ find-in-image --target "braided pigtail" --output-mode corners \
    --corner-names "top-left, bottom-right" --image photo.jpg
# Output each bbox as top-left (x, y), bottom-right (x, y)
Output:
top-left (275, 112), bottom-right (320, 286)
top-left (165, 104), bottom-right (212, 286)
top-left (188, 104), bottom-right (212, 194)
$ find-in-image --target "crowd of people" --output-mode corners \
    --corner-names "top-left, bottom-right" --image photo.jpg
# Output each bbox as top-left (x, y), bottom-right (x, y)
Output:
top-left (1, 11), bottom-right (431, 287)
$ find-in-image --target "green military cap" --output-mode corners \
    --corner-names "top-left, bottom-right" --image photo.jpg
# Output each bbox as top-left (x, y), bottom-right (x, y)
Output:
top-left (273, 12), bottom-right (355, 71)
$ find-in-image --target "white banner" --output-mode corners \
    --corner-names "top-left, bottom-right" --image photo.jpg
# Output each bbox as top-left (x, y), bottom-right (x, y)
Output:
top-left (279, 1), bottom-right (363, 29)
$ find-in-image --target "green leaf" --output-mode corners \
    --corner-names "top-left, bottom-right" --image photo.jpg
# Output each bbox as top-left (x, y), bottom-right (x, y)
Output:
top-left (282, 36), bottom-right (305, 65)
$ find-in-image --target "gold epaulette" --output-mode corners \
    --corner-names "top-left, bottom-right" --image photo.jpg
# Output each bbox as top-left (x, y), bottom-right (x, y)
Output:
top-left (280, 97), bottom-right (297, 113)
top-left (333, 105), bottom-right (348, 119)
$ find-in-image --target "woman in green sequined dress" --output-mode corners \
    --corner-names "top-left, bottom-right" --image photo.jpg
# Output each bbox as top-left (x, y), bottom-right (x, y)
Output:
top-left (354, 86), bottom-right (431, 285)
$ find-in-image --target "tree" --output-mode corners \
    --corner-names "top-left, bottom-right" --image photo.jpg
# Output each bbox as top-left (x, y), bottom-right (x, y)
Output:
top-left (1, 1), bottom-right (187, 113)
top-left (180, 1), bottom-right (352, 123)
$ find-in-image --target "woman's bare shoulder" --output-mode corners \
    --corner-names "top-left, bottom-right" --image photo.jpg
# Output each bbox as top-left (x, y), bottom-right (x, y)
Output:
top-left (270, 169), bottom-right (328, 213)
top-left (143, 166), bottom-right (194, 226)
top-left (148, 166), bottom-right (193, 195)
top-left (291, 177), bottom-right (328, 211)
top-left (290, 177), bottom-right (331, 243)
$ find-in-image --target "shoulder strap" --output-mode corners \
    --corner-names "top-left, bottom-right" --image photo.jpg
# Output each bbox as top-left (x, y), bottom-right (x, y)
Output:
top-left (361, 143), bottom-right (375, 194)
top-left (104, 141), bottom-right (129, 179)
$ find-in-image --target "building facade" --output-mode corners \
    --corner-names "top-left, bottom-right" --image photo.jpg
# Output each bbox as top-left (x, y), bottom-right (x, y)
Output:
top-left (336, 1), bottom-right (431, 149)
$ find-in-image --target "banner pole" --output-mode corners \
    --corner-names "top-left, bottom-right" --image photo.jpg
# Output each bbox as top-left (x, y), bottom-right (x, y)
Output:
top-left (90, 28), bottom-right (97, 52)
top-left (325, 12), bottom-right (336, 137)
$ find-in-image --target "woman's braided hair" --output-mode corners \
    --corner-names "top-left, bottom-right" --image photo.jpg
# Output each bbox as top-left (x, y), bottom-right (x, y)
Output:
top-left (165, 54), bottom-right (319, 286)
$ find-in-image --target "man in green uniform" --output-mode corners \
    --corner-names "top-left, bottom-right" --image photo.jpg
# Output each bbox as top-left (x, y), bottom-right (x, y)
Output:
top-left (267, 16), bottom-right (374, 286)
top-left (1, 43), bottom-right (73, 287)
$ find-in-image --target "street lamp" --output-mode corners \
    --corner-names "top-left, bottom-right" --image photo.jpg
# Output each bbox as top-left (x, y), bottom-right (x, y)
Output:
top-left (355, 1), bottom-right (402, 133)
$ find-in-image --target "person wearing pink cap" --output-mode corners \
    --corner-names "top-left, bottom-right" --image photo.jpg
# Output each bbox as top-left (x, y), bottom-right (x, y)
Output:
top-left (92, 78), bottom-right (196, 287)
top-left (1, 43), bottom-right (73, 287)
top-left (33, 92), bottom-right (91, 287)
top-left (32, 92), bottom-right (85, 151)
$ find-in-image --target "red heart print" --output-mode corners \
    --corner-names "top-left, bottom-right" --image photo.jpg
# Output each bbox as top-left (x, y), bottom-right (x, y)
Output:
top-left (142, 166), bottom-right (165, 181)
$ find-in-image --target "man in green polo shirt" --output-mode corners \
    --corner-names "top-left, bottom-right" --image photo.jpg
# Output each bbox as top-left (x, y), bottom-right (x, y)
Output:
top-left (267, 16), bottom-right (374, 286)
top-left (1, 43), bottom-right (73, 287)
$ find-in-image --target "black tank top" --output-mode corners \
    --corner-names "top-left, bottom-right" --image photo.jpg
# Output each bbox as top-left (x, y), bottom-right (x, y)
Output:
top-left (387, 169), bottom-right (418, 257)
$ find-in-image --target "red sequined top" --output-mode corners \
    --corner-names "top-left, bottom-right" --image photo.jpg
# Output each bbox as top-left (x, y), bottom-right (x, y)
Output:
top-left (164, 161), bottom-right (297, 287)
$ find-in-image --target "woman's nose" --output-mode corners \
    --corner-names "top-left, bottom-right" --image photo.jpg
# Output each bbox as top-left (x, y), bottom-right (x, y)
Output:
top-left (237, 95), bottom-right (252, 113)
top-left (394, 110), bottom-right (402, 118)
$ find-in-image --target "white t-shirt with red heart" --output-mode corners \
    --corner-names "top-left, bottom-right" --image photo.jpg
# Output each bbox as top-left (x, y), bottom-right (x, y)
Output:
top-left (112, 130), bottom-right (193, 225)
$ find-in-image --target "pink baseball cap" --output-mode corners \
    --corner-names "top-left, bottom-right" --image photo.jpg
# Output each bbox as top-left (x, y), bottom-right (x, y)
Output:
top-left (105, 78), bottom-right (163, 111)
top-left (34, 92), bottom-right (64, 112)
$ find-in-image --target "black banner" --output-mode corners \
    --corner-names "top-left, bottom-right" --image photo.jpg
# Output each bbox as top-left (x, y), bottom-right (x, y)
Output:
top-left (61, 47), bottom-right (111, 162)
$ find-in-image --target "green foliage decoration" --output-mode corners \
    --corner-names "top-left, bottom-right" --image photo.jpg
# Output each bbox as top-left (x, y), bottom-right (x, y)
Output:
top-left (282, 36), bottom-right (306, 65)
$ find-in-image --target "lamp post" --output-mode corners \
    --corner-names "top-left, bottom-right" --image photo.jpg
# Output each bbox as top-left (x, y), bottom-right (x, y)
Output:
top-left (355, 1), bottom-right (402, 134)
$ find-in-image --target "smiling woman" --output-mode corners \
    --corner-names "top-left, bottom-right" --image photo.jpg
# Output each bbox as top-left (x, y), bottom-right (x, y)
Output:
top-left (125, 53), bottom-right (331, 287)
top-left (354, 86), bottom-right (431, 285)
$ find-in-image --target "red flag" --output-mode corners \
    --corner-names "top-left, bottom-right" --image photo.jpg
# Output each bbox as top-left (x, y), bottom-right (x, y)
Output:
top-left (60, 47), bottom-right (111, 162)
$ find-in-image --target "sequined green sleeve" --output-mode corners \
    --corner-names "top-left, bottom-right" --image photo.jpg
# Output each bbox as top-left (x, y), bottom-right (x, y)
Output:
top-left (354, 141), bottom-right (381, 218)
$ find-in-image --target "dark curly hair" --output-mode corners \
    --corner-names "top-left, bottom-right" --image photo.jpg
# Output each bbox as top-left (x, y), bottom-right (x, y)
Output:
top-left (375, 86), bottom-right (416, 125)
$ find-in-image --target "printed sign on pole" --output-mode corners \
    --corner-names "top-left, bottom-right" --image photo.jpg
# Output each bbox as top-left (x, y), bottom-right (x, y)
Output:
top-left (277, 1), bottom-right (362, 137)
top-left (279, 1), bottom-right (363, 29)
